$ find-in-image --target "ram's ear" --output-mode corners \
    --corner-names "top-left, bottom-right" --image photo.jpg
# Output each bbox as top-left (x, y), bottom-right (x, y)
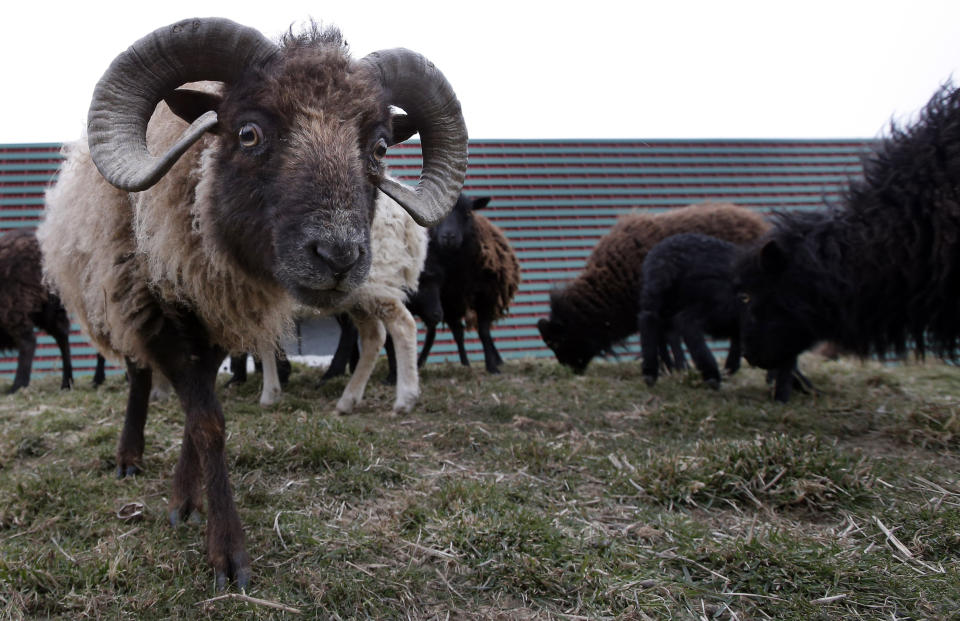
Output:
top-left (760, 240), bottom-right (789, 275)
top-left (389, 113), bottom-right (418, 145)
top-left (471, 197), bottom-right (491, 211)
top-left (164, 88), bottom-right (223, 126)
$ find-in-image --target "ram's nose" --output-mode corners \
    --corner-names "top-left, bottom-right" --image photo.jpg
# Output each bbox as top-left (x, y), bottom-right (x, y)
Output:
top-left (309, 241), bottom-right (362, 281)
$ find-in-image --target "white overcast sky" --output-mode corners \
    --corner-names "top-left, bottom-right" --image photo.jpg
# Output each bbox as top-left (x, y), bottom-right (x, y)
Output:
top-left (2, 0), bottom-right (960, 143)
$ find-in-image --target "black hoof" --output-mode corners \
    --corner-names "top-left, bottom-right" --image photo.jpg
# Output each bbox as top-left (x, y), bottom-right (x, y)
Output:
top-left (116, 464), bottom-right (140, 479)
top-left (215, 551), bottom-right (252, 591)
top-left (643, 375), bottom-right (657, 387)
top-left (705, 378), bottom-right (721, 390)
top-left (169, 506), bottom-right (201, 527)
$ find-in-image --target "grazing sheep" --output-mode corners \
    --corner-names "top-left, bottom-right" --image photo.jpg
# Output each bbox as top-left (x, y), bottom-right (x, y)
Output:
top-left (0, 230), bottom-right (73, 393)
top-left (638, 232), bottom-right (805, 401)
top-left (734, 82), bottom-right (960, 399)
top-left (38, 18), bottom-right (466, 588)
top-left (638, 233), bottom-right (743, 388)
top-left (537, 203), bottom-right (769, 373)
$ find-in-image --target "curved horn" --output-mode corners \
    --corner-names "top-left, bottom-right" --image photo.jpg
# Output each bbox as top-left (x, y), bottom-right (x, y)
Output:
top-left (87, 18), bottom-right (277, 192)
top-left (363, 49), bottom-right (468, 227)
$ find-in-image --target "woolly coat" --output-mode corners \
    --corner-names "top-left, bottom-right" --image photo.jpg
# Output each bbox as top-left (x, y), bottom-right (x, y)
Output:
top-left (736, 83), bottom-right (960, 369)
top-left (0, 230), bottom-right (48, 349)
top-left (540, 202), bottom-right (769, 369)
top-left (462, 213), bottom-right (520, 328)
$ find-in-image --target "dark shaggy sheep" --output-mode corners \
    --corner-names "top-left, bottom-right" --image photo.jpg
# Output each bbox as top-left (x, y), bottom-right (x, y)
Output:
top-left (0, 230), bottom-right (72, 393)
top-left (734, 82), bottom-right (960, 396)
top-left (537, 202), bottom-right (769, 373)
top-left (372, 194), bottom-right (520, 382)
top-left (638, 232), bottom-right (809, 401)
top-left (638, 233), bottom-right (743, 388)
top-left (412, 194), bottom-right (520, 373)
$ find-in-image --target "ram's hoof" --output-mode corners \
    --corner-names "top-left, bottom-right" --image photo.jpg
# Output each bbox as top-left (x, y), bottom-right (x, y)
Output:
top-left (215, 564), bottom-right (251, 592)
top-left (116, 464), bottom-right (141, 479)
top-left (705, 378), bottom-right (721, 390)
top-left (643, 374), bottom-right (657, 387)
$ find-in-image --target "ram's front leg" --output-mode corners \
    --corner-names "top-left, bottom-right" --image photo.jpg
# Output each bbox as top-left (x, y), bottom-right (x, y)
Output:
top-left (335, 311), bottom-right (385, 415)
top-left (380, 300), bottom-right (420, 413)
top-left (154, 332), bottom-right (249, 589)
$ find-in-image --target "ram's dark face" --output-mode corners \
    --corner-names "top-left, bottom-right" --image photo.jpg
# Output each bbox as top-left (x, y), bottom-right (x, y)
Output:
top-left (86, 19), bottom-right (468, 311)
top-left (206, 44), bottom-right (391, 307)
top-left (734, 239), bottom-right (819, 369)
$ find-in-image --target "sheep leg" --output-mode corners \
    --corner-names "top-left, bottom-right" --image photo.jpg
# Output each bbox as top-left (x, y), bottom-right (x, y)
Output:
top-left (656, 338), bottom-right (672, 372)
top-left (384, 335), bottom-right (397, 385)
top-left (418, 321), bottom-right (437, 367)
top-left (381, 301), bottom-right (421, 413)
top-left (150, 370), bottom-right (174, 401)
top-left (724, 328), bottom-right (742, 376)
top-left (791, 366), bottom-right (818, 395)
top-left (667, 332), bottom-right (687, 370)
top-left (276, 349), bottom-right (291, 385)
top-left (335, 313), bottom-right (386, 415)
top-left (225, 354), bottom-right (248, 386)
top-left (92, 353), bottom-right (107, 387)
top-left (116, 358), bottom-right (152, 478)
top-left (45, 313), bottom-right (74, 390)
top-left (638, 310), bottom-right (661, 386)
top-left (259, 349), bottom-right (281, 407)
top-left (449, 320), bottom-right (471, 366)
top-left (161, 341), bottom-right (248, 589)
top-left (321, 313), bottom-right (359, 381)
top-left (476, 317), bottom-right (502, 373)
top-left (8, 329), bottom-right (37, 394)
top-left (680, 324), bottom-right (721, 389)
top-left (771, 364), bottom-right (796, 403)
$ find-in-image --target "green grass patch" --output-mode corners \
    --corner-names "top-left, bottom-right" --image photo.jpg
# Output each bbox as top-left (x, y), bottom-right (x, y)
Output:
top-left (0, 357), bottom-right (957, 618)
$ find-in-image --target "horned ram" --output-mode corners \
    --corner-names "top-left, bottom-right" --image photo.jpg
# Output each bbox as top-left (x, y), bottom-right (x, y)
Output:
top-left (38, 18), bottom-right (467, 588)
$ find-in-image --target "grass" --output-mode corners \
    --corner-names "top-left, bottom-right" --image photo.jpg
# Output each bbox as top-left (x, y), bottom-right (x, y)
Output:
top-left (0, 354), bottom-right (958, 619)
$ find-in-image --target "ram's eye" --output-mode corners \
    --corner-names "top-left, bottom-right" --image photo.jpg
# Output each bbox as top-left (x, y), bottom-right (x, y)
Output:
top-left (238, 123), bottom-right (263, 149)
top-left (738, 292), bottom-right (751, 305)
top-left (373, 137), bottom-right (388, 160)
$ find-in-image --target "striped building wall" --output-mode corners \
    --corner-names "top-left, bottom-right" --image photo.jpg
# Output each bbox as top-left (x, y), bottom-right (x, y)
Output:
top-left (0, 139), bottom-right (870, 379)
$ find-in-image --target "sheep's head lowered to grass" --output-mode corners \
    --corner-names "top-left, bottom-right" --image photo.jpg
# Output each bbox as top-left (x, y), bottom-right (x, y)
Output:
top-left (88, 17), bottom-right (467, 308)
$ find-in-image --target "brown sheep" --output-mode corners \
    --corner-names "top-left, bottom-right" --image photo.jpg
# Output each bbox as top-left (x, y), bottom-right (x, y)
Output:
top-left (0, 230), bottom-right (73, 393)
top-left (537, 202), bottom-right (769, 373)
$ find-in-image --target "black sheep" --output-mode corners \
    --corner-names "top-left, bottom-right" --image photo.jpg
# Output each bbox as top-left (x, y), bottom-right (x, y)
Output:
top-left (638, 233), bottom-right (743, 389)
top-left (349, 193), bottom-right (519, 382)
top-left (0, 230), bottom-right (73, 393)
top-left (734, 82), bottom-right (960, 399)
top-left (415, 194), bottom-right (520, 373)
top-left (638, 233), bottom-right (809, 401)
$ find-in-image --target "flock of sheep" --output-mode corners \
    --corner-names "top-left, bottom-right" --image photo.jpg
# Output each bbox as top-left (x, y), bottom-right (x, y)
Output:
top-left (3, 16), bottom-right (960, 589)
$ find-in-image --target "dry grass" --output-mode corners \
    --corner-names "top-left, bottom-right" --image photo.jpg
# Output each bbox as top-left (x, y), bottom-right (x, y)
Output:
top-left (0, 354), bottom-right (958, 619)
